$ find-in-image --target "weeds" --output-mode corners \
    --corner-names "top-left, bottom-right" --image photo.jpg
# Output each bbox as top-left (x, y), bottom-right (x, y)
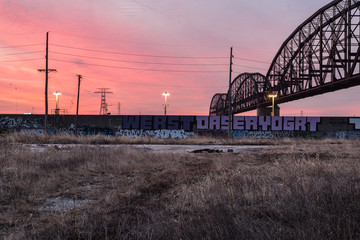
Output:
top-left (5, 132), bottom-right (305, 145)
top-left (0, 136), bottom-right (359, 239)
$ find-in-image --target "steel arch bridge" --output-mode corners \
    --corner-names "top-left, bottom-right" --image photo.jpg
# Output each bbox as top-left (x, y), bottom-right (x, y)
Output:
top-left (210, 0), bottom-right (360, 115)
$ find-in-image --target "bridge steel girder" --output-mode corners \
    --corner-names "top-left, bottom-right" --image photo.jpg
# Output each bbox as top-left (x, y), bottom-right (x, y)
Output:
top-left (209, 0), bottom-right (360, 115)
top-left (209, 93), bottom-right (228, 115)
top-left (230, 73), bottom-right (268, 113)
top-left (266, 0), bottom-right (360, 107)
top-left (209, 73), bottom-right (267, 115)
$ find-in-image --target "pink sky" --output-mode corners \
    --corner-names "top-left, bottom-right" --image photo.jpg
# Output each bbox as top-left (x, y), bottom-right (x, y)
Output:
top-left (0, 0), bottom-right (359, 116)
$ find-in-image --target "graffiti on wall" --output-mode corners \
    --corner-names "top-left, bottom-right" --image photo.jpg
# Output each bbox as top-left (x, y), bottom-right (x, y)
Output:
top-left (350, 118), bottom-right (360, 130)
top-left (116, 129), bottom-right (194, 139)
top-left (1, 115), bottom-right (360, 139)
top-left (232, 130), bottom-right (296, 139)
top-left (197, 116), bottom-right (321, 132)
top-left (122, 116), bottom-right (322, 132)
top-left (0, 117), bottom-right (43, 130)
top-left (327, 131), bottom-right (360, 139)
top-left (122, 116), bottom-right (196, 131)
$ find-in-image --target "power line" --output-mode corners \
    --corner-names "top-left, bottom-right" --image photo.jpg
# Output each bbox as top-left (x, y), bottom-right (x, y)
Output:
top-left (50, 58), bottom-right (228, 73)
top-left (85, 76), bottom-right (227, 89)
top-left (50, 43), bottom-right (228, 59)
top-left (49, 51), bottom-right (228, 66)
top-left (52, 31), bottom-right (265, 52)
top-left (0, 51), bottom-right (44, 56)
top-left (49, 41), bottom-right (270, 68)
top-left (0, 58), bottom-right (43, 62)
top-left (51, 31), bottom-right (230, 48)
top-left (0, 43), bottom-right (44, 49)
top-left (233, 56), bottom-right (270, 64)
top-left (232, 64), bottom-right (268, 71)
top-left (0, 31), bottom-right (45, 35)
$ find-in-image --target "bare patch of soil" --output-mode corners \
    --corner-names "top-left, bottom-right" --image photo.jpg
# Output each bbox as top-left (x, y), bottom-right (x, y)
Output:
top-left (0, 137), bottom-right (359, 239)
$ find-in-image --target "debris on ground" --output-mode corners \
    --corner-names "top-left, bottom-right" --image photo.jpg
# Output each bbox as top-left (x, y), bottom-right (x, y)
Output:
top-left (189, 148), bottom-right (223, 153)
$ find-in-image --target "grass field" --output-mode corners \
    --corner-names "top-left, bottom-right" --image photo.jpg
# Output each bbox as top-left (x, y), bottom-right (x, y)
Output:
top-left (1, 134), bottom-right (359, 239)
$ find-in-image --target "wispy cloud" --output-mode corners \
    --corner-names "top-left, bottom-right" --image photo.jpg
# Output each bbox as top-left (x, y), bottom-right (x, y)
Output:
top-left (0, 0), bottom-right (356, 116)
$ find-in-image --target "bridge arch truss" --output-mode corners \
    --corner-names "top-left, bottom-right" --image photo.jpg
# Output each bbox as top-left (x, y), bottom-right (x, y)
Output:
top-left (210, 0), bottom-right (360, 116)
top-left (267, 0), bottom-right (360, 103)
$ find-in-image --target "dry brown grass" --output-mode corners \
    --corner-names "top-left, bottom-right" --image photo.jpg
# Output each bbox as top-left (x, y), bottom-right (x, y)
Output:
top-left (0, 136), bottom-right (359, 239)
top-left (5, 132), bottom-right (302, 145)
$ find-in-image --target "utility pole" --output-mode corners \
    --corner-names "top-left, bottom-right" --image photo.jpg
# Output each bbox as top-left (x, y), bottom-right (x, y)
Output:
top-left (118, 102), bottom-right (121, 115)
top-left (228, 47), bottom-right (233, 139)
top-left (76, 74), bottom-right (82, 129)
top-left (94, 88), bottom-right (113, 115)
top-left (38, 32), bottom-right (56, 131)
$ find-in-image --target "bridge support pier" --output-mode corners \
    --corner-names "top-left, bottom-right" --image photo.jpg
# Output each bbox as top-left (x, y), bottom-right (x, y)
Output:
top-left (257, 106), bottom-right (280, 116)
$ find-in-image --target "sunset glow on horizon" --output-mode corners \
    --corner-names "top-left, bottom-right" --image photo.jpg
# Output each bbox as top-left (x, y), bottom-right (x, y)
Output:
top-left (1, 0), bottom-right (359, 116)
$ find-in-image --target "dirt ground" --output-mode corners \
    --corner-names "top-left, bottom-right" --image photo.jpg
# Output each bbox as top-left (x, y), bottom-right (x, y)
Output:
top-left (1, 138), bottom-right (359, 239)
top-left (25, 143), bottom-right (268, 154)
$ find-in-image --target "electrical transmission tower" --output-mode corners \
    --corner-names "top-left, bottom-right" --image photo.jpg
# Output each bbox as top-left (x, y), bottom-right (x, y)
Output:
top-left (94, 88), bottom-right (113, 115)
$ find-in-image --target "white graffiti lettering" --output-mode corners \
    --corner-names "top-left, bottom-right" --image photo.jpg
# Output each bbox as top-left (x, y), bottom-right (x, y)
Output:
top-left (115, 129), bottom-right (195, 139)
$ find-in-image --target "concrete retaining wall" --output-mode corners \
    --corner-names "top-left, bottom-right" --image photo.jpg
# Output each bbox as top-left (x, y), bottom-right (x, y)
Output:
top-left (1, 114), bottom-right (359, 138)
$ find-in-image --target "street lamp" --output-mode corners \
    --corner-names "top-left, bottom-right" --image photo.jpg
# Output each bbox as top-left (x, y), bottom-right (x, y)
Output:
top-left (162, 91), bottom-right (170, 115)
top-left (53, 90), bottom-right (62, 115)
top-left (268, 92), bottom-right (277, 116)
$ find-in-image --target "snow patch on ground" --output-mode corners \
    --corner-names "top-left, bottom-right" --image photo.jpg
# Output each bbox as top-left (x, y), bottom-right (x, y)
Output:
top-left (38, 197), bottom-right (93, 212)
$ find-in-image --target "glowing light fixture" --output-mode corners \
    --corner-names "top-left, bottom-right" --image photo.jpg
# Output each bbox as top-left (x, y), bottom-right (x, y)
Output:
top-left (162, 91), bottom-right (170, 115)
top-left (268, 92), bottom-right (277, 116)
top-left (53, 90), bottom-right (62, 115)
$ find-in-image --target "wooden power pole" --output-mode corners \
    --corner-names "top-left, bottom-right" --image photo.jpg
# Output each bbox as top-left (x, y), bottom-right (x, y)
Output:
top-left (38, 32), bottom-right (56, 131)
top-left (228, 47), bottom-right (233, 139)
top-left (76, 74), bottom-right (82, 116)
top-left (75, 74), bottom-right (82, 130)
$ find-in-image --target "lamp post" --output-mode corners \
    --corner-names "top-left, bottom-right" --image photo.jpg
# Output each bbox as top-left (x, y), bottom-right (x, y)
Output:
top-left (53, 90), bottom-right (62, 115)
top-left (162, 91), bottom-right (170, 115)
top-left (268, 92), bottom-right (277, 116)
